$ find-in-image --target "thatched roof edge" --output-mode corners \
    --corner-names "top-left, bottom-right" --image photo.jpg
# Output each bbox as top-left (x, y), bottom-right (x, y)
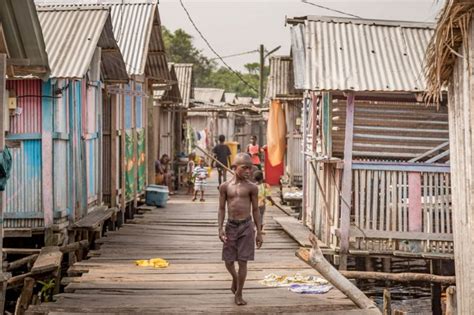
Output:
top-left (425, 0), bottom-right (474, 104)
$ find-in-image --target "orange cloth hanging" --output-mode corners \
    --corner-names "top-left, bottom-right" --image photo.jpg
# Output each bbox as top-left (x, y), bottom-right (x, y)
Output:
top-left (266, 100), bottom-right (286, 167)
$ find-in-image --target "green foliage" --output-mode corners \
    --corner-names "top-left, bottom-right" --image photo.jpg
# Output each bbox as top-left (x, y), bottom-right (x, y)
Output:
top-left (38, 279), bottom-right (55, 302)
top-left (162, 27), bottom-right (268, 98)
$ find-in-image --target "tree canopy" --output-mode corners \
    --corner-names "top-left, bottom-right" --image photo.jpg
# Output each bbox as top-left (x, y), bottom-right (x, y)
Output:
top-left (162, 27), bottom-right (268, 98)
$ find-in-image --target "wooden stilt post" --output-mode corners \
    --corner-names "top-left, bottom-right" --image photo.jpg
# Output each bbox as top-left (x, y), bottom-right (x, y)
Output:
top-left (339, 92), bottom-right (355, 270)
top-left (383, 289), bottom-right (391, 315)
top-left (446, 286), bottom-right (457, 315)
top-left (0, 53), bottom-right (10, 314)
top-left (431, 260), bottom-right (442, 315)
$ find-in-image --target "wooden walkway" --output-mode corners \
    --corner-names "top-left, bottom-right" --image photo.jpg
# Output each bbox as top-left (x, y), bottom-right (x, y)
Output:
top-left (29, 181), bottom-right (376, 314)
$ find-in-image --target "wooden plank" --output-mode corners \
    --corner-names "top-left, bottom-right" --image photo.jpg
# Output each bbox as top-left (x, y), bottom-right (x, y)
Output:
top-left (42, 81), bottom-right (54, 229)
top-left (408, 141), bottom-right (449, 162)
top-left (380, 171), bottom-right (386, 231)
top-left (352, 161), bottom-right (449, 173)
top-left (347, 227), bottom-right (453, 241)
top-left (371, 171), bottom-right (379, 230)
top-left (132, 80), bottom-right (138, 208)
top-left (408, 172), bottom-right (422, 232)
top-left (120, 87), bottom-right (126, 214)
top-left (14, 277), bottom-right (35, 315)
top-left (3, 248), bottom-right (41, 255)
top-left (339, 92), bottom-right (355, 270)
top-left (31, 247), bottom-right (62, 275)
top-left (110, 92), bottom-right (118, 207)
top-left (0, 53), bottom-right (6, 315)
top-left (274, 216), bottom-right (312, 247)
top-left (72, 206), bottom-right (112, 230)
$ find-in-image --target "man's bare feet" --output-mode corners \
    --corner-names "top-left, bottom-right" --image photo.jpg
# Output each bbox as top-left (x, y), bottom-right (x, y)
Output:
top-left (234, 294), bottom-right (247, 306)
top-left (231, 278), bottom-right (237, 294)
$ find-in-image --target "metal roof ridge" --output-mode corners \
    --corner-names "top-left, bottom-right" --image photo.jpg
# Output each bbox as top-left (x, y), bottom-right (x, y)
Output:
top-left (36, 4), bottom-right (110, 11)
top-left (288, 15), bottom-right (435, 29)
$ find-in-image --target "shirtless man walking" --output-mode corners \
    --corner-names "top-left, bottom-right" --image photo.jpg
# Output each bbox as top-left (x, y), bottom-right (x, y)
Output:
top-left (218, 153), bottom-right (263, 306)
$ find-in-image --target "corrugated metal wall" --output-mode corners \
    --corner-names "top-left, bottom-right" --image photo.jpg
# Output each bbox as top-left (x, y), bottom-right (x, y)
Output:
top-left (284, 101), bottom-right (303, 184)
top-left (102, 93), bottom-right (112, 204)
top-left (6, 80), bottom-right (42, 134)
top-left (5, 80), bottom-right (44, 228)
top-left (5, 141), bottom-right (43, 228)
top-left (84, 82), bottom-right (100, 205)
top-left (332, 99), bottom-right (449, 160)
top-left (53, 80), bottom-right (69, 215)
top-left (136, 83), bottom-right (145, 192)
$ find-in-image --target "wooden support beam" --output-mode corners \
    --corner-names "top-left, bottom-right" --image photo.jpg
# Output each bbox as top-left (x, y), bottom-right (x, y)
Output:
top-left (339, 92), bottom-right (355, 270)
top-left (446, 286), bottom-right (457, 315)
top-left (0, 52), bottom-right (7, 315)
top-left (383, 289), bottom-right (391, 315)
top-left (338, 270), bottom-right (455, 285)
top-left (296, 234), bottom-right (378, 311)
top-left (59, 240), bottom-right (89, 254)
top-left (14, 277), bottom-right (35, 315)
top-left (6, 254), bottom-right (38, 272)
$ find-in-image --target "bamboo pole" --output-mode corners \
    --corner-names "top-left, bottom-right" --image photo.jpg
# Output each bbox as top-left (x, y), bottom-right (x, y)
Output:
top-left (193, 145), bottom-right (235, 175)
top-left (338, 270), bottom-right (455, 285)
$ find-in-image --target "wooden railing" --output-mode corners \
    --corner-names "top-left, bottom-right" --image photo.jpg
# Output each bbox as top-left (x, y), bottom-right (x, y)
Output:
top-left (350, 161), bottom-right (452, 254)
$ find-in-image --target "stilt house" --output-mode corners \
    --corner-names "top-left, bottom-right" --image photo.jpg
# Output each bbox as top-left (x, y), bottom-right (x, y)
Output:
top-left (288, 16), bottom-right (452, 267)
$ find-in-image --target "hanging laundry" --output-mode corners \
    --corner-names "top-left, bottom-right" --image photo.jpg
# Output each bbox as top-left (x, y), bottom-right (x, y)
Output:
top-left (266, 100), bottom-right (286, 167)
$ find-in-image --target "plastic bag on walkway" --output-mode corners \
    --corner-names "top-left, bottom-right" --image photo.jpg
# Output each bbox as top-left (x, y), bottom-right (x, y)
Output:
top-left (135, 258), bottom-right (169, 268)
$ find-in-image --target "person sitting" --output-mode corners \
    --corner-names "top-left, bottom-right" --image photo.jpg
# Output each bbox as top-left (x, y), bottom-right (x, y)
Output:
top-left (155, 154), bottom-right (175, 195)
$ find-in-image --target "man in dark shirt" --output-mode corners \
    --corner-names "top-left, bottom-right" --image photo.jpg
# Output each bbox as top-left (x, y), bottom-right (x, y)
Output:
top-left (212, 135), bottom-right (232, 186)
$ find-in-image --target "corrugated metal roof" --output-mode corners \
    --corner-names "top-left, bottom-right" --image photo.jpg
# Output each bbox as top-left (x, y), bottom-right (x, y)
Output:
top-left (224, 92), bottom-right (237, 105)
top-left (153, 63), bottom-right (181, 104)
top-left (110, 2), bottom-right (171, 81)
top-left (265, 55), bottom-right (301, 99)
top-left (193, 88), bottom-right (225, 105)
top-left (37, 5), bottom-right (127, 80)
top-left (289, 16), bottom-right (435, 92)
top-left (174, 63), bottom-right (193, 107)
top-left (0, 0), bottom-right (49, 76)
top-left (236, 96), bottom-right (253, 105)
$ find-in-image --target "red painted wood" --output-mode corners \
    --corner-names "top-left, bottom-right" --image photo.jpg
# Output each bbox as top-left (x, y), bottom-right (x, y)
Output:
top-left (408, 172), bottom-right (422, 232)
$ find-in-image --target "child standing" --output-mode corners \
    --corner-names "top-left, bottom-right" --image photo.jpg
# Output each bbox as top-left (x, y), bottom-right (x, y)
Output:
top-left (253, 170), bottom-right (275, 234)
top-left (192, 159), bottom-right (208, 202)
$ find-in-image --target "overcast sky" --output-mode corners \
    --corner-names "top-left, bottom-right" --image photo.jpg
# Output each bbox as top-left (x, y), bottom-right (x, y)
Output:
top-left (159, 0), bottom-right (445, 71)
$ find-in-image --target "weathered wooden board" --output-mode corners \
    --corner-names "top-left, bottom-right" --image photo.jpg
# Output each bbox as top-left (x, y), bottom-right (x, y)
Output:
top-left (31, 246), bottom-right (62, 275)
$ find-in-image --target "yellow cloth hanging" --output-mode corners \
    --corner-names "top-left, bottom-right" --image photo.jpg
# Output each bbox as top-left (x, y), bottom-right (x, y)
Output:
top-left (266, 100), bottom-right (286, 166)
top-left (135, 258), bottom-right (169, 268)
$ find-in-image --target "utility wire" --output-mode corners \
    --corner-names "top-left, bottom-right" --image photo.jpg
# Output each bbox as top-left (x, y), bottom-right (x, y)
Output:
top-left (178, 0), bottom-right (259, 93)
top-left (209, 49), bottom-right (259, 61)
top-left (301, 0), bottom-right (362, 19)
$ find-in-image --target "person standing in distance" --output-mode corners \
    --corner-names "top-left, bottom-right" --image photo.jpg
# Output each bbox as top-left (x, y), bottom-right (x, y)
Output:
top-left (212, 135), bottom-right (232, 187)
